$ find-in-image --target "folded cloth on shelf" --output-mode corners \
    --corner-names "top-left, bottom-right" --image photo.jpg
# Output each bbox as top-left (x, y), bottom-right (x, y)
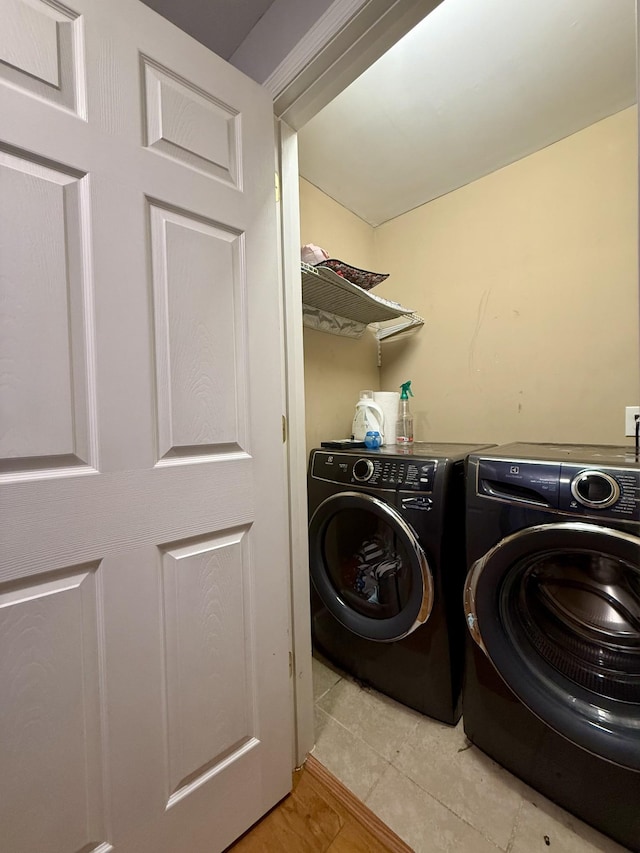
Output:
top-left (315, 258), bottom-right (389, 291)
top-left (300, 244), bottom-right (389, 291)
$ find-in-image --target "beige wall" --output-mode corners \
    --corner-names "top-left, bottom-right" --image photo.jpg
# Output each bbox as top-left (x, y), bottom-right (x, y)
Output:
top-left (301, 108), bottom-right (639, 449)
top-left (299, 179), bottom-right (381, 451)
top-left (372, 106), bottom-right (639, 445)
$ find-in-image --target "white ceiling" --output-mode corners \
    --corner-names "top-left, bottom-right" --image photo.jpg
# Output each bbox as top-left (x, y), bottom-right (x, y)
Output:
top-left (297, 0), bottom-right (637, 226)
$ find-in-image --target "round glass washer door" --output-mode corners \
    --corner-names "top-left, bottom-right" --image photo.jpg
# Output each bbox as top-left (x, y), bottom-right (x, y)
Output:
top-left (465, 522), bottom-right (640, 770)
top-left (309, 491), bottom-right (433, 641)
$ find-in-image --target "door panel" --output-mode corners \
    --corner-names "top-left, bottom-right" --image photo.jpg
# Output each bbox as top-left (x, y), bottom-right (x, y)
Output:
top-left (0, 149), bottom-right (94, 473)
top-left (0, 0), bottom-right (85, 115)
top-left (148, 202), bottom-right (246, 457)
top-left (0, 0), bottom-right (291, 850)
top-left (141, 56), bottom-right (240, 185)
top-left (161, 529), bottom-right (255, 805)
top-left (0, 564), bottom-right (106, 853)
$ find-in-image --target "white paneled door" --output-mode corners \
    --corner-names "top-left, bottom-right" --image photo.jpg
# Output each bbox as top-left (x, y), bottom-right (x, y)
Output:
top-left (0, 1), bottom-right (292, 851)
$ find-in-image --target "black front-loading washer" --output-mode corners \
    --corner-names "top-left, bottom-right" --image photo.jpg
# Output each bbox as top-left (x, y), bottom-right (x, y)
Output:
top-left (463, 442), bottom-right (640, 851)
top-left (308, 442), bottom-right (490, 725)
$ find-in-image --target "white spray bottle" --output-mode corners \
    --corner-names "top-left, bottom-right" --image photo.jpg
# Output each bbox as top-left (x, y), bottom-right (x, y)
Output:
top-left (396, 380), bottom-right (414, 444)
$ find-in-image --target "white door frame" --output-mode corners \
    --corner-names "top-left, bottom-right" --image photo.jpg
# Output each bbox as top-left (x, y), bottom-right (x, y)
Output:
top-left (274, 0), bottom-right (445, 764)
top-left (277, 119), bottom-right (314, 765)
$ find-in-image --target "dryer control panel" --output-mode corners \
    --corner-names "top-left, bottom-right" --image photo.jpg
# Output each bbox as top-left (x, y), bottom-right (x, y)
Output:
top-left (312, 451), bottom-right (436, 493)
top-left (477, 458), bottom-right (639, 521)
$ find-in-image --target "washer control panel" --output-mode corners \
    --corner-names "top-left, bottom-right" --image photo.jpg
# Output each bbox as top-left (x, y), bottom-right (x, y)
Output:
top-left (569, 469), bottom-right (620, 509)
top-left (312, 451), bottom-right (436, 493)
top-left (477, 458), bottom-right (639, 521)
top-left (561, 464), bottom-right (638, 519)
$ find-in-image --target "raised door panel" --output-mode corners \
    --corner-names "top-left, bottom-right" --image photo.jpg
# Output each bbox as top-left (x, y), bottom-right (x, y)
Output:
top-left (142, 56), bottom-right (239, 186)
top-left (0, 0), bottom-right (86, 116)
top-left (1, 0), bottom-right (58, 84)
top-left (149, 203), bottom-right (247, 460)
top-left (0, 565), bottom-right (108, 853)
top-left (161, 529), bottom-right (254, 805)
top-left (0, 149), bottom-right (96, 475)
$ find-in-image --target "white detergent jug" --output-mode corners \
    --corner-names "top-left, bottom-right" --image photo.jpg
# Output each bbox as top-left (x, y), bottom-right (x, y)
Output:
top-left (352, 390), bottom-right (384, 441)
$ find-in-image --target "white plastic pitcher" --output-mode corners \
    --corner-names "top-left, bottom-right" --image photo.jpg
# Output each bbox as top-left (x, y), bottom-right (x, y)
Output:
top-left (373, 391), bottom-right (400, 445)
top-left (352, 391), bottom-right (384, 441)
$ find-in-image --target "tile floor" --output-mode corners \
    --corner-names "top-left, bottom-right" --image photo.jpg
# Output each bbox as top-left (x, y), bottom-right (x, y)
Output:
top-left (310, 654), bottom-right (630, 853)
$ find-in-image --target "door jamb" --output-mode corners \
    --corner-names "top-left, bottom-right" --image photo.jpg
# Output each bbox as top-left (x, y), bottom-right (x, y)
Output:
top-left (278, 119), bottom-right (314, 765)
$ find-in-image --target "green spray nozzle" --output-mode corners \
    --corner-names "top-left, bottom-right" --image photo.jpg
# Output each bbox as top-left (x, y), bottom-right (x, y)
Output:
top-left (400, 380), bottom-right (413, 400)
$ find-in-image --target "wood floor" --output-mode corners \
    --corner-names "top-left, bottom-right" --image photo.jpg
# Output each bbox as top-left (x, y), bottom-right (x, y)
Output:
top-left (227, 755), bottom-right (412, 852)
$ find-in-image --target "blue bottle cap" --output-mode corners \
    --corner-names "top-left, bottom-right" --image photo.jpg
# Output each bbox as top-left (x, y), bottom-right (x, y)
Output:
top-left (364, 430), bottom-right (381, 449)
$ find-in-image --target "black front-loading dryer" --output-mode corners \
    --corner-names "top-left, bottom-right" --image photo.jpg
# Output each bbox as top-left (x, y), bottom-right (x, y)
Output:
top-left (463, 442), bottom-right (640, 851)
top-left (308, 442), bottom-right (490, 725)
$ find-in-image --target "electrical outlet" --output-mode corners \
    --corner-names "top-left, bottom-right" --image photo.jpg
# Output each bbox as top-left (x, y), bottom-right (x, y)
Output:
top-left (625, 406), bottom-right (640, 436)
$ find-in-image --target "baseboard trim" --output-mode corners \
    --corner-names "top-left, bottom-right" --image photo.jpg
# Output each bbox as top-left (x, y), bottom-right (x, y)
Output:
top-left (304, 754), bottom-right (413, 852)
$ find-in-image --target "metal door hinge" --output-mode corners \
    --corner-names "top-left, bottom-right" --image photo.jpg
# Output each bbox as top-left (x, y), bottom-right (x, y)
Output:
top-left (289, 650), bottom-right (293, 677)
top-left (282, 414), bottom-right (287, 443)
top-left (275, 171), bottom-right (280, 203)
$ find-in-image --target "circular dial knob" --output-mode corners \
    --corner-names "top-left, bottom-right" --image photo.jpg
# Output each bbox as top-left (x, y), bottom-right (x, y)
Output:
top-left (352, 458), bottom-right (375, 482)
top-left (570, 470), bottom-right (620, 509)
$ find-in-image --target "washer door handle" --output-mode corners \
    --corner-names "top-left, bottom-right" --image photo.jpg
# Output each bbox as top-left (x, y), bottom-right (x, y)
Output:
top-left (401, 496), bottom-right (432, 511)
top-left (464, 557), bottom-right (488, 654)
